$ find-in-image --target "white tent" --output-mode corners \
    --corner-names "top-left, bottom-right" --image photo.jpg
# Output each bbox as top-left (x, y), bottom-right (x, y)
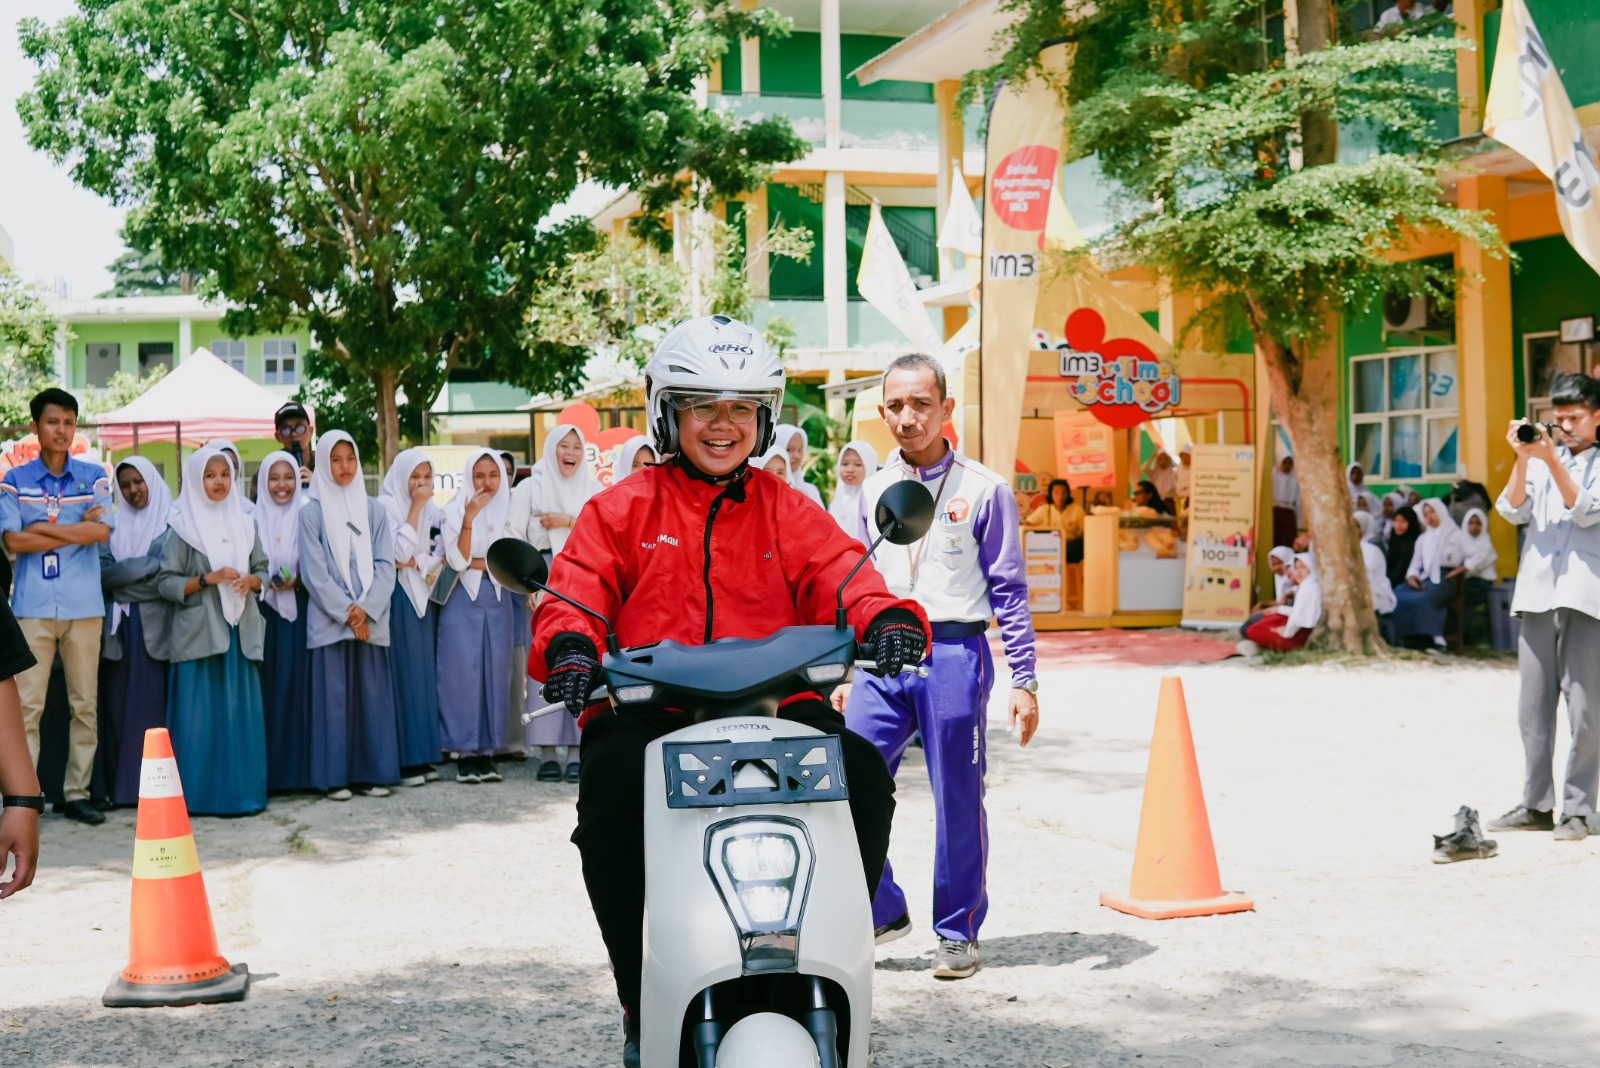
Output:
top-left (96, 348), bottom-right (290, 450)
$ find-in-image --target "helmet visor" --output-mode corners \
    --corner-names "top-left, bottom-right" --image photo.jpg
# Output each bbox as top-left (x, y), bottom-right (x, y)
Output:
top-left (664, 388), bottom-right (782, 426)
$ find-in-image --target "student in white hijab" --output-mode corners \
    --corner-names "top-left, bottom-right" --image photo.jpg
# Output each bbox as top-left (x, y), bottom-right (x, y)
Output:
top-left (99, 455), bottom-right (176, 806)
top-left (205, 438), bottom-right (257, 516)
top-left (774, 424), bottom-right (824, 506)
top-left (1239, 544), bottom-right (1299, 650)
top-left (1354, 510), bottom-right (1397, 619)
top-left (1242, 552), bottom-right (1320, 652)
top-left (299, 431), bottom-right (400, 799)
top-left (438, 448), bottom-right (515, 784)
top-left (829, 440), bottom-right (879, 536)
top-left (1448, 507), bottom-right (1499, 642)
top-left (1346, 462), bottom-right (1381, 514)
top-left (508, 425), bottom-right (602, 780)
top-left (1392, 496), bottom-right (1464, 650)
top-left (255, 450), bottom-right (315, 791)
top-left (158, 445), bottom-right (269, 815)
top-left (378, 448), bottom-right (446, 786)
top-left (1271, 456), bottom-right (1302, 548)
top-left (611, 436), bottom-right (657, 485)
top-left (757, 448), bottom-right (792, 482)
top-left (512, 424), bottom-right (604, 558)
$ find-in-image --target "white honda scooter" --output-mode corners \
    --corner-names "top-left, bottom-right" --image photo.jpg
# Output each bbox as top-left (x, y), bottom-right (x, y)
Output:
top-left (488, 481), bottom-right (934, 1068)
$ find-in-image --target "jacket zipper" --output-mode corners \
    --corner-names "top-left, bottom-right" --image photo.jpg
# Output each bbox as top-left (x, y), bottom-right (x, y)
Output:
top-left (702, 494), bottom-right (726, 643)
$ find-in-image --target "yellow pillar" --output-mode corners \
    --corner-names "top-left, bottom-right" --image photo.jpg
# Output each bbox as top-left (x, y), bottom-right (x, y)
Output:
top-left (745, 186), bottom-right (770, 300)
top-left (1454, 0), bottom-right (1488, 136)
top-left (741, 0), bottom-right (761, 95)
top-left (1456, 175), bottom-right (1517, 577)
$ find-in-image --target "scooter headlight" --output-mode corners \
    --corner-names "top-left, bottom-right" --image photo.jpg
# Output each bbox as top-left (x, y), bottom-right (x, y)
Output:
top-left (706, 818), bottom-right (815, 973)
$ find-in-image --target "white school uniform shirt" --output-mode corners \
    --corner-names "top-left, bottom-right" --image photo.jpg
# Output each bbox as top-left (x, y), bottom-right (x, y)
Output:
top-left (1362, 542), bottom-right (1397, 615)
top-left (1496, 446), bottom-right (1600, 620)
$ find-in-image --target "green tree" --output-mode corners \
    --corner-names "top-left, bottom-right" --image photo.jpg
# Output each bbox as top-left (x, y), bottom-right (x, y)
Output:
top-left (20, 0), bottom-right (805, 465)
top-left (82, 366), bottom-right (170, 421)
top-left (99, 228), bottom-right (196, 298)
top-left (972, 0), bottom-right (1503, 654)
top-left (0, 267), bottom-right (62, 426)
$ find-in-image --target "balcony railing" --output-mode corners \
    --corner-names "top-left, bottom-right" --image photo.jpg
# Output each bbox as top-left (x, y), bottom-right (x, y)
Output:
top-left (710, 93), bottom-right (975, 156)
top-left (707, 93), bottom-right (826, 148)
top-left (755, 298), bottom-right (910, 351)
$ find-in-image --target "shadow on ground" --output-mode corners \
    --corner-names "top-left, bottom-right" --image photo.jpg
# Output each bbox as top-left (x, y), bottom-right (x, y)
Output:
top-left (876, 930), bottom-right (1157, 973)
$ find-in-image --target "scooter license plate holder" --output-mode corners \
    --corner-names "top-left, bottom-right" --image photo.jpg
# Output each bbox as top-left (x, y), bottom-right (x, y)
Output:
top-left (663, 735), bottom-right (850, 808)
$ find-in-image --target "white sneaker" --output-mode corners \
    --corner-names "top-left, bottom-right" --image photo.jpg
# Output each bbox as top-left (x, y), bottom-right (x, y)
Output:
top-left (1235, 639), bottom-right (1260, 656)
top-left (932, 938), bottom-right (980, 980)
top-left (353, 785), bottom-right (392, 798)
top-left (400, 774), bottom-right (427, 788)
top-left (327, 788), bottom-right (353, 802)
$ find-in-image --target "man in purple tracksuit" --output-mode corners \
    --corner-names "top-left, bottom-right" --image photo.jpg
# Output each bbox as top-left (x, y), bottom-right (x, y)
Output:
top-left (847, 353), bottom-right (1040, 980)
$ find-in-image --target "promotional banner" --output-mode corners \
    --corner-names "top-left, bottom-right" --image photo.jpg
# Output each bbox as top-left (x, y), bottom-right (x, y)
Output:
top-left (1181, 444), bottom-right (1257, 629)
top-left (1024, 528), bottom-right (1063, 614)
top-left (980, 41), bottom-right (1070, 483)
top-left (415, 445), bottom-right (480, 507)
top-left (1052, 409), bottom-right (1114, 490)
top-left (1484, 0), bottom-right (1600, 277)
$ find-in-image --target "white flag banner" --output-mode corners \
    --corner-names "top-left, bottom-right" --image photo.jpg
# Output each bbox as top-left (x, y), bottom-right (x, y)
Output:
top-left (857, 201), bottom-right (944, 353)
top-left (1484, 0), bottom-right (1600, 276)
top-left (937, 162), bottom-right (984, 258)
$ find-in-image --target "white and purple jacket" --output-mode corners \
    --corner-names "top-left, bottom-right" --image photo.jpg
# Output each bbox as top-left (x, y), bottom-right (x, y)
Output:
top-left (858, 445), bottom-right (1036, 684)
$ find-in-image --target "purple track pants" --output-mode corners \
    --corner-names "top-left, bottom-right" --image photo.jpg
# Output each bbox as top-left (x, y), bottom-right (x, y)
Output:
top-left (845, 632), bottom-right (992, 942)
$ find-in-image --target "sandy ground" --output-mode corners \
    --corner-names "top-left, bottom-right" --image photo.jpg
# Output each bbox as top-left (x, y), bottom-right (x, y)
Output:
top-left (3, 652), bottom-right (1596, 1067)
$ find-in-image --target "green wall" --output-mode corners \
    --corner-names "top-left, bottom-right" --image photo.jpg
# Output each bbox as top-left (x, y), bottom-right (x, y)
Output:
top-left (67, 319), bottom-right (312, 389)
top-left (1509, 234), bottom-right (1600, 410)
top-left (723, 32), bottom-right (930, 101)
top-left (1484, 0), bottom-right (1600, 114)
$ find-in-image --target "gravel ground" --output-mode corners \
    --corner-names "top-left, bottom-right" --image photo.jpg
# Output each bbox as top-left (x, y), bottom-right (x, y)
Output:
top-left (3, 653), bottom-right (1596, 1067)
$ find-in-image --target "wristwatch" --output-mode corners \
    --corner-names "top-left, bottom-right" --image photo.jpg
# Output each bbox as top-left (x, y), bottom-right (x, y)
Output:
top-left (3, 794), bottom-right (45, 812)
top-left (198, 573), bottom-right (208, 589)
top-left (1015, 678), bottom-right (1039, 694)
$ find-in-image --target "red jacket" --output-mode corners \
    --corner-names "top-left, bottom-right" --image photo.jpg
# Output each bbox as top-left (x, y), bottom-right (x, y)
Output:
top-left (529, 461), bottom-right (929, 726)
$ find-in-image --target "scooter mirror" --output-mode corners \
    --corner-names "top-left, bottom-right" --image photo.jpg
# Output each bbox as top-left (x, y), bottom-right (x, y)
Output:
top-left (486, 537), bottom-right (548, 595)
top-left (875, 481), bottom-right (936, 545)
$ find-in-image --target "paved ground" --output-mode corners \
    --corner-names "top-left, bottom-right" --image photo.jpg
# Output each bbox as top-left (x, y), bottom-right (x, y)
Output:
top-left (4, 651), bottom-right (1596, 1067)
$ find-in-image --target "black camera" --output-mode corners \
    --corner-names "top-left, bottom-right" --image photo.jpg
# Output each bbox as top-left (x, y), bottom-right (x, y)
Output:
top-left (1516, 421), bottom-right (1558, 444)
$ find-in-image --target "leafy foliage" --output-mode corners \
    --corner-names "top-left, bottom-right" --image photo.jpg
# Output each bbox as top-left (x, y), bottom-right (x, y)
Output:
top-left (99, 229), bottom-right (196, 298)
top-left (81, 366), bottom-right (170, 421)
top-left (19, 0), bottom-right (807, 461)
top-left (0, 268), bottom-right (63, 426)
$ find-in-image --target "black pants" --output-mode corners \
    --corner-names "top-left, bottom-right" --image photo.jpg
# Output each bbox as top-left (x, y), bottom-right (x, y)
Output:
top-left (572, 701), bottom-right (896, 1020)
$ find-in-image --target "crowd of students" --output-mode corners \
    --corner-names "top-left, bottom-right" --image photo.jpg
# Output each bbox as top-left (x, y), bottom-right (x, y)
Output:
top-left (11, 387), bottom-right (881, 821)
top-left (1248, 456), bottom-right (1501, 654)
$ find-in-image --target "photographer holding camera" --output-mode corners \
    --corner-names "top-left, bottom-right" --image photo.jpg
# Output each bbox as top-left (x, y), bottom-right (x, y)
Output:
top-left (274, 403), bottom-right (316, 487)
top-left (1490, 372), bottom-right (1600, 842)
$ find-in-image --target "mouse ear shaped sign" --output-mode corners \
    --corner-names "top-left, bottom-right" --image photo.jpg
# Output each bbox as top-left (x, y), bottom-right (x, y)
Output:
top-left (1041, 309), bottom-right (1181, 429)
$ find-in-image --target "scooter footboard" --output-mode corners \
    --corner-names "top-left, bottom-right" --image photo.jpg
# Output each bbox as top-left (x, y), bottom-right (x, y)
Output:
top-left (662, 735), bottom-right (849, 808)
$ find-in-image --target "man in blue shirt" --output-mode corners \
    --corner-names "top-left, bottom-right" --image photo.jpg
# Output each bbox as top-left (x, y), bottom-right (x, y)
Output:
top-left (0, 389), bottom-right (113, 825)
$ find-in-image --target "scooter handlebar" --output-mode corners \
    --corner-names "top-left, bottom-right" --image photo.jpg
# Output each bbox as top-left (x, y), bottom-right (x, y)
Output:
top-left (854, 660), bottom-right (930, 679)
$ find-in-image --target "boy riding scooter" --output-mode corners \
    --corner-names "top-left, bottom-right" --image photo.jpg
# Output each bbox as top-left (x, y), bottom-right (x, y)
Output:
top-left (529, 315), bottom-right (930, 1066)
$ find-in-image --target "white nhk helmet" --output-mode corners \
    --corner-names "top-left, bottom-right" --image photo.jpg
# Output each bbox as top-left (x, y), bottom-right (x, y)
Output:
top-left (644, 314), bottom-right (785, 457)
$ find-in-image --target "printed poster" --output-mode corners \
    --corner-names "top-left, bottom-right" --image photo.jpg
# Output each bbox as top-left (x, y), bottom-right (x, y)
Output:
top-left (1052, 410), bottom-right (1114, 490)
top-left (1024, 528), bottom-right (1063, 614)
top-left (1181, 444), bottom-right (1257, 628)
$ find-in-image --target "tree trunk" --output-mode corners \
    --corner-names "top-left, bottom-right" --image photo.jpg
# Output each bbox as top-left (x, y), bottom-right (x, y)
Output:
top-left (1256, 327), bottom-right (1385, 656)
top-left (375, 366), bottom-right (400, 472)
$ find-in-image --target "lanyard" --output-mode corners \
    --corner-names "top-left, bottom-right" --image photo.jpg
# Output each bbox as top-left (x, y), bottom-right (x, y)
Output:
top-left (901, 460), bottom-right (956, 594)
top-left (42, 470), bottom-right (72, 524)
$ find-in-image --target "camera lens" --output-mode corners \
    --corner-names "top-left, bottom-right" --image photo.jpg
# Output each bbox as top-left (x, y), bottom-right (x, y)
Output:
top-left (1516, 423), bottom-right (1541, 444)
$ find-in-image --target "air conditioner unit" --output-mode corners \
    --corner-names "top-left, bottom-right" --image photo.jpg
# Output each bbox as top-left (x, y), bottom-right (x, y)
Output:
top-left (1382, 291), bottom-right (1452, 335)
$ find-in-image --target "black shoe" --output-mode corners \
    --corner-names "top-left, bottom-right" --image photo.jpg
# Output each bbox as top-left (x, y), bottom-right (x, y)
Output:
top-left (874, 911), bottom-right (912, 946)
top-left (565, 761), bottom-right (581, 784)
top-left (1486, 805), bottom-right (1555, 832)
top-left (1432, 806), bottom-right (1497, 863)
top-left (622, 1014), bottom-right (640, 1068)
top-left (1554, 814), bottom-right (1590, 841)
top-left (537, 760), bottom-right (563, 782)
top-left (62, 799), bottom-right (106, 825)
top-left (91, 798), bottom-right (114, 812)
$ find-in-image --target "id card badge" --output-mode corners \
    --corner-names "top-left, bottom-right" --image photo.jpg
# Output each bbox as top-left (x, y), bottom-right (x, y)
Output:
top-left (42, 552), bottom-right (61, 580)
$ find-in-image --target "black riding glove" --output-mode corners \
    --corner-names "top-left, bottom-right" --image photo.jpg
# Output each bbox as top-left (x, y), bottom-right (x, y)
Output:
top-left (543, 634), bottom-right (602, 717)
top-left (862, 609), bottom-right (927, 678)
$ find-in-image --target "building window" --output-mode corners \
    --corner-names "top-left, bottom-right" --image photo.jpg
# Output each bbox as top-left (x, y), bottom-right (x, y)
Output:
top-left (263, 338), bottom-right (298, 385)
top-left (1350, 347), bottom-right (1459, 480)
top-left (85, 343), bottom-right (121, 388)
top-left (212, 339), bottom-right (248, 374)
top-left (138, 342), bottom-right (174, 375)
top-left (1524, 331), bottom-right (1596, 425)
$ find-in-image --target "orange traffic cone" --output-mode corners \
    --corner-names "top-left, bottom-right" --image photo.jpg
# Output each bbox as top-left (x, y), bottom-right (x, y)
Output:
top-left (103, 728), bottom-right (249, 1007)
top-left (1100, 677), bottom-right (1254, 920)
